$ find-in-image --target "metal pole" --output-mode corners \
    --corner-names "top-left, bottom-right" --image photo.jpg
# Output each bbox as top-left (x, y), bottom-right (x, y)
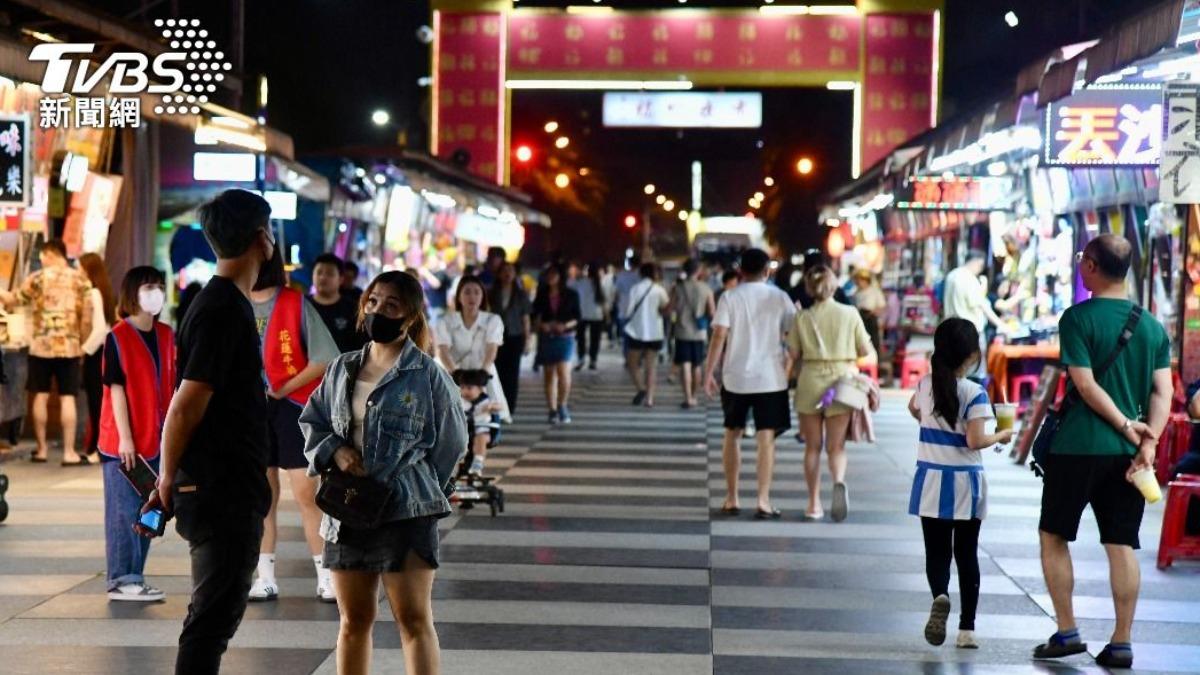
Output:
top-left (642, 206), bottom-right (652, 261)
top-left (230, 0), bottom-right (244, 110)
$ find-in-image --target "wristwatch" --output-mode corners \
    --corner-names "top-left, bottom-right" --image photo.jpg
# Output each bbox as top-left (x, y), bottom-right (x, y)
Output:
top-left (1120, 418), bottom-right (1132, 434)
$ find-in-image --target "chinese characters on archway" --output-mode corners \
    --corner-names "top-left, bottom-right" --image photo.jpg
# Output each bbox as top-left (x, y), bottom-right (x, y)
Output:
top-left (435, 11), bottom-right (505, 182)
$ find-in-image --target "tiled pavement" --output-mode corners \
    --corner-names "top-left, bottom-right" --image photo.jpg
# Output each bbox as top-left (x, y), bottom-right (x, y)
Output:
top-left (0, 351), bottom-right (1199, 674)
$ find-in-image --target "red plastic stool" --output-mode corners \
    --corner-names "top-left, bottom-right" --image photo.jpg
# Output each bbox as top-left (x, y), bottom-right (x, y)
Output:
top-left (1157, 474), bottom-right (1200, 570)
top-left (900, 354), bottom-right (929, 389)
top-left (1156, 414), bottom-right (1193, 485)
top-left (1009, 374), bottom-right (1041, 414)
top-left (1172, 371), bottom-right (1187, 413)
top-left (859, 362), bottom-right (879, 384)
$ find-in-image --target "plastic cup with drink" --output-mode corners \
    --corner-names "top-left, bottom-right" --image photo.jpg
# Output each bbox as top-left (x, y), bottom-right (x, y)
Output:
top-left (1129, 467), bottom-right (1163, 504)
top-left (995, 403), bottom-right (1017, 432)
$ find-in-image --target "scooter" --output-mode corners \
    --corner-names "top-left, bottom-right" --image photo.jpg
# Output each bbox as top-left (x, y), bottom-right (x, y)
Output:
top-left (449, 425), bottom-right (505, 517)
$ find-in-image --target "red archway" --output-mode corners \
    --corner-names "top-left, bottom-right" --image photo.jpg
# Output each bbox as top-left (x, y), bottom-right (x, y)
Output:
top-left (431, 0), bottom-right (943, 186)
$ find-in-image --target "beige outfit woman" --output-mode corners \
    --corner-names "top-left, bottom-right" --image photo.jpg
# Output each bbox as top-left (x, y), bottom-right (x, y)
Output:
top-left (788, 299), bottom-right (873, 416)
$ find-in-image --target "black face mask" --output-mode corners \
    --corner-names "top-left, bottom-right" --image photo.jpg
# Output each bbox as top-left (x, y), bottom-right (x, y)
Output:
top-left (364, 312), bottom-right (404, 344)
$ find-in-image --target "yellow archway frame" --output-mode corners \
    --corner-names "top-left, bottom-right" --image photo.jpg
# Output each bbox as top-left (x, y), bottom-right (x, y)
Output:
top-left (431, 0), bottom-right (943, 186)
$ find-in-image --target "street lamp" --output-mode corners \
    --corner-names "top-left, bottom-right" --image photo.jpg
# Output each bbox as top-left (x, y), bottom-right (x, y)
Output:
top-left (555, 136), bottom-right (570, 149)
top-left (624, 214), bottom-right (637, 228)
top-left (371, 109), bottom-right (390, 126)
top-left (655, 194), bottom-right (666, 205)
top-left (544, 120), bottom-right (559, 133)
top-left (515, 145), bottom-right (533, 163)
top-left (796, 157), bottom-right (814, 175)
top-left (764, 177), bottom-right (775, 187)
top-left (644, 183), bottom-right (656, 195)
top-left (554, 173), bottom-right (570, 188)
top-left (678, 210), bottom-right (689, 221)
top-left (753, 191), bottom-right (765, 201)
top-left (663, 199), bottom-right (675, 212)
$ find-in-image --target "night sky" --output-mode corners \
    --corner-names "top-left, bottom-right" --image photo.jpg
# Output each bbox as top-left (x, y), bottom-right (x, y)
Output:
top-left (84, 0), bottom-right (1162, 257)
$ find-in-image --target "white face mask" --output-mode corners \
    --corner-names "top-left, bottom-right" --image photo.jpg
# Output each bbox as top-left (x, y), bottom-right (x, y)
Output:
top-left (138, 287), bottom-right (165, 316)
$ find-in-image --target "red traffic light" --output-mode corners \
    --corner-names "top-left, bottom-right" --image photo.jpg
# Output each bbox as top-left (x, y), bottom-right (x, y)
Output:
top-left (623, 214), bottom-right (637, 229)
top-left (515, 145), bottom-right (533, 163)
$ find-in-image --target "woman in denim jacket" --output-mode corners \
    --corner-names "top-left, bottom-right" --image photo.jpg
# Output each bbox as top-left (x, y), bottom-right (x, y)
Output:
top-left (300, 271), bottom-right (467, 675)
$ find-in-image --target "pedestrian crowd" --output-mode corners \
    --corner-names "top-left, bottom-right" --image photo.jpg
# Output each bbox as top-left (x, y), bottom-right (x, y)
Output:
top-left (1, 185), bottom-right (1191, 673)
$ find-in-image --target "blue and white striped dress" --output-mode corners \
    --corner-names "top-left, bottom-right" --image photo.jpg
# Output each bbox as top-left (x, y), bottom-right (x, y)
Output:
top-left (908, 375), bottom-right (990, 521)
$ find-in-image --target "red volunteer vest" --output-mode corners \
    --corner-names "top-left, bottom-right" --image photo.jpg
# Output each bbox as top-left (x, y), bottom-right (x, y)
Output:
top-left (263, 287), bottom-right (321, 406)
top-left (98, 320), bottom-right (176, 460)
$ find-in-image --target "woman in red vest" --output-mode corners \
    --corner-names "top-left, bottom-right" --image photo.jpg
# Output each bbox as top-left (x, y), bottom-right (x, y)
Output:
top-left (248, 247), bottom-right (341, 602)
top-left (98, 266), bottom-right (175, 602)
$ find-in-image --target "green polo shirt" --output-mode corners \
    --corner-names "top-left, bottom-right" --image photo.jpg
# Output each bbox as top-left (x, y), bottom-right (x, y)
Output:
top-left (1051, 298), bottom-right (1170, 456)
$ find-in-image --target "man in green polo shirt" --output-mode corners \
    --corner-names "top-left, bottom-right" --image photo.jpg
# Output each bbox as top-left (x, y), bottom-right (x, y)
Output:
top-left (1034, 234), bottom-right (1173, 670)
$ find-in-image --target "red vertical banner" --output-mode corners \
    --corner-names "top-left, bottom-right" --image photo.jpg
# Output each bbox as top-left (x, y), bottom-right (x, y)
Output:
top-left (860, 12), bottom-right (936, 172)
top-left (433, 11), bottom-right (506, 184)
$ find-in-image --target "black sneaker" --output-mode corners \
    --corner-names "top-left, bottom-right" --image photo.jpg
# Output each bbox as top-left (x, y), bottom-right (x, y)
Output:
top-left (547, 410), bottom-right (559, 425)
top-left (1094, 643), bottom-right (1133, 669)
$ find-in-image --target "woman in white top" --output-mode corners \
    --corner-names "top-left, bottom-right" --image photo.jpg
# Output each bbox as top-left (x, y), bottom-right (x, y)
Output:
top-left (623, 263), bottom-right (670, 407)
top-left (79, 253), bottom-right (115, 459)
top-left (786, 266), bottom-right (875, 522)
top-left (435, 275), bottom-right (510, 434)
top-left (906, 317), bottom-right (1013, 650)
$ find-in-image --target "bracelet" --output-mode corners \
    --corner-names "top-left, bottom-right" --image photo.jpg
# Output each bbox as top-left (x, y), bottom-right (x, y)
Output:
top-left (1120, 418), bottom-right (1132, 433)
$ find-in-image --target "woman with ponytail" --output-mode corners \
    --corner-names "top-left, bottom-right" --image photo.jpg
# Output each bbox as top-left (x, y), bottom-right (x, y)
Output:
top-left (906, 317), bottom-right (1014, 651)
top-left (300, 271), bottom-right (467, 675)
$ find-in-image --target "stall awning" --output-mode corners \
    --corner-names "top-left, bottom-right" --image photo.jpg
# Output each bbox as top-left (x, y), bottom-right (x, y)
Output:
top-left (268, 156), bottom-right (330, 203)
top-left (1081, 0), bottom-right (1186, 86)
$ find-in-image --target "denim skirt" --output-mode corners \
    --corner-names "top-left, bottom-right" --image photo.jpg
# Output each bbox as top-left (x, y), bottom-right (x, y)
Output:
top-left (536, 334), bottom-right (575, 366)
top-left (324, 516), bottom-right (440, 572)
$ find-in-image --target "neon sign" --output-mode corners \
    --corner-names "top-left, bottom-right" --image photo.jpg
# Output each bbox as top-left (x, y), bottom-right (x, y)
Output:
top-left (894, 176), bottom-right (1013, 211)
top-left (1044, 86), bottom-right (1162, 166)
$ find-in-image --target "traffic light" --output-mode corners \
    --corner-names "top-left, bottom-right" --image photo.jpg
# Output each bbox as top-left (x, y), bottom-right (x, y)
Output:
top-left (514, 145), bottom-right (533, 163)
top-left (624, 214), bottom-right (637, 229)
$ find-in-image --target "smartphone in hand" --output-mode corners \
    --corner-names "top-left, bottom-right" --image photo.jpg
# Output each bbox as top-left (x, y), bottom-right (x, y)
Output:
top-left (137, 508), bottom-right (167, 537)
top-left (119, 455), bottom-right (159, 501)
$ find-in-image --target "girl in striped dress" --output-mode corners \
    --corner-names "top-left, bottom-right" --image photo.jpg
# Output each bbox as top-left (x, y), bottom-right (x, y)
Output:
top-left (906, 318), bottom-right (1014, 649)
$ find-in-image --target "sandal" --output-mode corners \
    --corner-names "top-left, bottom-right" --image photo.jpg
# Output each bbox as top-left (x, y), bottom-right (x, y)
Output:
top-left (754, 507), bottom-right (782, 520)
top-left (802, 511), bottom-right (825, 521)
top-left (718, 505), bottom-right (741, 516)
top-left (30, 454), bottom-right (47, 463)
top-left (61, 456), bottom-right (91, 467)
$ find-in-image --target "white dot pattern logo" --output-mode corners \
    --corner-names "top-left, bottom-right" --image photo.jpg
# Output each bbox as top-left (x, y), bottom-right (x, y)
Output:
top-left (152, 18), bottom-right (233, 117)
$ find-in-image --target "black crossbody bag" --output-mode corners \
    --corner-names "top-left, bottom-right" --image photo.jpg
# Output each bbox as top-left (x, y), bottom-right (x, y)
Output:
top-left (316, 470), bottom-right (394, 530)
top-left (1029, 305), bottom-right (1143, 479)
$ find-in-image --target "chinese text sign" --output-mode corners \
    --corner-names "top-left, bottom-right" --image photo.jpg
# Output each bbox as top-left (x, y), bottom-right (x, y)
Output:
top-left (861, 12), bottom-right (936, 171)
top-left (435, 11), bottom-right (506, 184)
top-left (1044, 87), bottom-right (1163, 167)
top-left (602, 92), bottom-right (762, 128)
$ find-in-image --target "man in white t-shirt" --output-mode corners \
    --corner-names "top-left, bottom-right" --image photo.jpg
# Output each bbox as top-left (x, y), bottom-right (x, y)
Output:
top-left (624, 263), bottom-right (670, 407)
top-left (703, 249), bottom-right (796, 519)
top-left (943, 251), bottom-right (1002, 380)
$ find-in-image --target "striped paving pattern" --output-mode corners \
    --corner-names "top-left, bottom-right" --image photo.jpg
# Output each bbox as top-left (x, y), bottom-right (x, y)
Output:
top-left (0, 350), bottom-right (1198, 673)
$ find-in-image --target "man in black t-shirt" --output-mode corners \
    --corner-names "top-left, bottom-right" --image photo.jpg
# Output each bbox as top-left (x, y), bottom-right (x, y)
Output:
top-left (309, 253), bottom-right (367, 353)
top-left (139, 189), bottom-right (274, 675)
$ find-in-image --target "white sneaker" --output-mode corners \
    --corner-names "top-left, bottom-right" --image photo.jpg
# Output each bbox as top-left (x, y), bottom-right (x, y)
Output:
top-left (469, 457), bottom-right (485, 476)
top-left (956, 630), bottom-right (979, 649)
top-left (317, 570), bottom-right (336, 603)
top-left (248, 576), bottom-right (278, 602)
top-left (108, 582), bottom-right (165, 602)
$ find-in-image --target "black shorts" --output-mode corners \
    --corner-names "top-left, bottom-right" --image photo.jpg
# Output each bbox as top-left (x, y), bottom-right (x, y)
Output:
top-left (1039, 453), bottom-right (1146, 549)
top-left (267, 398), bottom-right (308, 470)
top-left (627, 338), bottom-right (663, 352)
top-left (721, 388), bottom-right (791, 433)
top-left (27, 356), bottom-right (81, 395)
top-left (674, 339), bottom-right (706, 365)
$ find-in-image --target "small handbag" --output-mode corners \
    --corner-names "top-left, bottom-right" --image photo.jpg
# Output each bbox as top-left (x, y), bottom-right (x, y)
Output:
top-left (316, 470), bottom-right (394, 530)
top-left (832, 374), bottom-right (871, 410)
top-left (1029, 305), bottom-right (1142, 479)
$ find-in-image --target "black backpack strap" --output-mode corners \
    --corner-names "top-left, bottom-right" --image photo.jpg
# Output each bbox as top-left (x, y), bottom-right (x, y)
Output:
top-left (1059, 304), bottom-right (1143, 412)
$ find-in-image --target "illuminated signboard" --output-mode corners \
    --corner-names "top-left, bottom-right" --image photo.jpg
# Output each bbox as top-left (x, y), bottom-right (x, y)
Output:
top-left (894, 176), bottom-right (1014, 211)
top-left (1044, 86), bottom-right (1162, 166)
top-left (193, 152), bottom-right (257, 182)
top-left (602, 93), bottom-right (762, 129)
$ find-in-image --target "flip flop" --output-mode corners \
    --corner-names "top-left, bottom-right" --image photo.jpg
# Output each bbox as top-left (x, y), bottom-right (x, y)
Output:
top-left (30, 455), bottom-right (47, 463)
top-left (754, 507), bottom-right (782, 520)
top-left (61, 457), bottom-right (91, 467)
top-left (719, 505), bottom-right (741, 516)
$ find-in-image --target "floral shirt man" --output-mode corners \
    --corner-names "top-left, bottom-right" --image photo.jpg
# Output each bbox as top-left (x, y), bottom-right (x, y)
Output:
top-left (16, 262), bottom-right (92, 358)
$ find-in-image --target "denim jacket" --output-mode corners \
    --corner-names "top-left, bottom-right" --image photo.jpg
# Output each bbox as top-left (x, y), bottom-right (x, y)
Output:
top-left (300, 338), bottom-right (467, 543)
